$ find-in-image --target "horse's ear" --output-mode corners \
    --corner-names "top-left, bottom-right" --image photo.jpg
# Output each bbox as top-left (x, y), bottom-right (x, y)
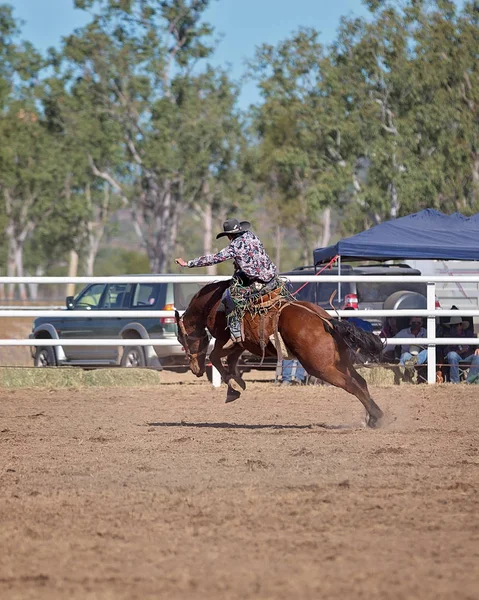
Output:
top-left (174, 310), bottom-right (181, 325)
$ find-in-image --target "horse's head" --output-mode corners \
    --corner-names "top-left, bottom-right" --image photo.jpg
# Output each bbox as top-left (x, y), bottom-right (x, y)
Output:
top-left (175, 310), bottom-right (209, 377)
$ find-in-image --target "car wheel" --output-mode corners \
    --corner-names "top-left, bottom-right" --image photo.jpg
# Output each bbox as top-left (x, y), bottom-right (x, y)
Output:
top-left (34, 346), bottom-right (57, 367)
top-left (120, 346), bottom-right (146, 368)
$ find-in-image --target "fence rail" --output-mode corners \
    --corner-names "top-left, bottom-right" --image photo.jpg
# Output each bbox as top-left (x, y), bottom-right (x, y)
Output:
top-left (0, 274), bottom-right (478, 386)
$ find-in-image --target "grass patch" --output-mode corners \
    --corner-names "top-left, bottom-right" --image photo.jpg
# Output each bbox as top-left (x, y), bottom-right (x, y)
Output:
top-left (0, 367), bottom-right (163, 388)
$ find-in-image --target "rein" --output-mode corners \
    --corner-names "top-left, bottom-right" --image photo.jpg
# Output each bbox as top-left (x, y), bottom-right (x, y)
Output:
top-left (178, 315), bottom-right (209, 360)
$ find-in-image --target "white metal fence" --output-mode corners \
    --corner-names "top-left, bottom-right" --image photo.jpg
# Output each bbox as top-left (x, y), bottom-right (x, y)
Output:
top-left (1, 275), bottom-right (478, 386)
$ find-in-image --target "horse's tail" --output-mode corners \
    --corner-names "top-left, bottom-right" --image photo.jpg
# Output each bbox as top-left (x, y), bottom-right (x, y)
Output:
top-left (329, 318), bottom-right (384, 364)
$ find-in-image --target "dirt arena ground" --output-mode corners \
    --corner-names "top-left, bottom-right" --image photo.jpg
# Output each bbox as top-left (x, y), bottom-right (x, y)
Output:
top-left (1, 377), bottom-right (478, 600)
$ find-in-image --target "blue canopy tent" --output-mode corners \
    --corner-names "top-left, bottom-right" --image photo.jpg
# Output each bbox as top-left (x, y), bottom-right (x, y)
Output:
top-left (313, 209), bottom-right (479, 265)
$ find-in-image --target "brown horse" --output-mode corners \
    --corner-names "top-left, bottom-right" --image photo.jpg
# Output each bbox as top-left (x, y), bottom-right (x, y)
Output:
top-left (175, 280), bottom-right (384, 428)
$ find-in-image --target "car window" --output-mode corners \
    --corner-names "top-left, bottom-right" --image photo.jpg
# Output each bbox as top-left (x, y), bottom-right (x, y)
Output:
top-left (173, 283), bottom-right (203, 310)
top-left (288, 281), bottom-right (315, 302)
top-left (286, 281), bottom-right (353, 305)
top-left (315, 282), bottom-right (354, 304)
top-left (74, 284), bottom-right (106, 309)
top-left (132, 283), bottom-right (164, 307)
top-left (101, 284), bottom-right (133, 309)
top-left (357, 281), bottom-right (426, 303)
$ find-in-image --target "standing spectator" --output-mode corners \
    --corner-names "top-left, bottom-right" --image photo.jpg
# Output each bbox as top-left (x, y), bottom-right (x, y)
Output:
top-left (443, 316), bottom-right (479, 384)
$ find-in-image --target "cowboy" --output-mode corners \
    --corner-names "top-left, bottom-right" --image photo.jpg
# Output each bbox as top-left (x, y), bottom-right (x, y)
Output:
top-left (175, 218), bottom-right (279, 345)
top-left (443, 315), bottom-right (479, 384)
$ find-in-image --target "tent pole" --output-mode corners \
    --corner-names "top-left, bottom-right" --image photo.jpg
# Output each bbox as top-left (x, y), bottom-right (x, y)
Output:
top-left (338, 256), bottom-right (342, 304)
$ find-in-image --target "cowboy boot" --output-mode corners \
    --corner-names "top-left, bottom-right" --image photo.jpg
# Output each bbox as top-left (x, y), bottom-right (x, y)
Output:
top-left (224, 315), bottom-right (243, 349)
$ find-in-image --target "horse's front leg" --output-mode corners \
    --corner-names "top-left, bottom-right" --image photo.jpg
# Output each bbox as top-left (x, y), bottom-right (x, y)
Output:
top-left (209, 342), bottom-right (245, 403)
top-left (225, 345), bottom-right (246, 391)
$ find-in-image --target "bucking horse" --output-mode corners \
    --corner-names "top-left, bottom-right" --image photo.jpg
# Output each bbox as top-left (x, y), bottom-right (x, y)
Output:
top-left (175, 279), bottom-right (384, 428)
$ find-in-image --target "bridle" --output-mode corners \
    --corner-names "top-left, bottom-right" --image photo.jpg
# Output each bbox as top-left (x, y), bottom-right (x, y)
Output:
top-left (177, 315), bottom-right (209, 360)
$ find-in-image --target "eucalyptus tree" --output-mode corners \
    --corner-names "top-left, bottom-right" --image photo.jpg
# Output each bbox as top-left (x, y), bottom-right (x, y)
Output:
top-left (399, 0), bottom-right (479, 214)
top-left (250, 29), bottom-right (354, 262)
top-left (171, 67), bottom-right (249, 272)
top-left (41, 66), bottom-right (124, 276)
top-left (59, 0), bottom-right (240, 272)
top-left (330, 0), bottom-right (479, 229)
top-left (0, 6), bottom-right (70, 298)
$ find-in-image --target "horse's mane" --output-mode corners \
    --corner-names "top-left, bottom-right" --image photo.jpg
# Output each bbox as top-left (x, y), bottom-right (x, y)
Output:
top-left (193, 279), bottom-right (230, 301)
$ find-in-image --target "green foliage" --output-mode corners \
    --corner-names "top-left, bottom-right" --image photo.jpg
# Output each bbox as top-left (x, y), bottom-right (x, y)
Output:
top-left (94, 247), bottom-right (150, 275)
top-left (0, 0), bottom-right (478, 282)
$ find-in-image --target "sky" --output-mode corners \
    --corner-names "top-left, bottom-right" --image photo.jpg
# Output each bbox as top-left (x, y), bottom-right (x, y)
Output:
top-left (10, 0), bottom-right (371, 108)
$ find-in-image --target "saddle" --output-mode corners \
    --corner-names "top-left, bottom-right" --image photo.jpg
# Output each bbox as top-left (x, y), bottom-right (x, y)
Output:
top-left (248, 287), bottom-right (284, 311)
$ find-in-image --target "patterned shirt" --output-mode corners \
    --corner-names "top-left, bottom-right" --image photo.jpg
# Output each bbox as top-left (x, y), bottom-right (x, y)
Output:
top-left (187, 231), bottom-right (277, 283)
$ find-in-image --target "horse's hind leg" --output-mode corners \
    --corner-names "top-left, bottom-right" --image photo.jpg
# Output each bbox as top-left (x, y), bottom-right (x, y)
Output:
top-left (347, 363), bottom-right (383, 428)
top-left (315, 361), bottom-right (383, 428)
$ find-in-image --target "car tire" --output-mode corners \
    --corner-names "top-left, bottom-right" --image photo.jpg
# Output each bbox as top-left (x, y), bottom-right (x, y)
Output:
top-left (34, 346), bottom-right (57, 368)
top-left (120, 346), bottom-right (146, 368)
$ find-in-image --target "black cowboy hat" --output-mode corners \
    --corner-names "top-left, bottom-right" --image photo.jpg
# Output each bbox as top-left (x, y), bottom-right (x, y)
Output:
top-left (216, 218), bottom-right (251, 239)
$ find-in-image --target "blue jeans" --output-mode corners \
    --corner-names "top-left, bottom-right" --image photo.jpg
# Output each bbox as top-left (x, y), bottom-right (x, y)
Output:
top-left (446, 351), bottom-right (479, 383)
top-left (281, 360), bottom-right (307, 383)
top-left (400, 350), bottom-right (428, 366)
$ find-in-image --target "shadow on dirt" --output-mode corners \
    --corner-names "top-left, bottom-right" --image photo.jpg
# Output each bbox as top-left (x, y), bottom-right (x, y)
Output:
top-left (145, 421), bottom-right (352, 431)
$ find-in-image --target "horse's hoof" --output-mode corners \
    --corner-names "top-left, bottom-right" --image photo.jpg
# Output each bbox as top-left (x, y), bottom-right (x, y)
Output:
top-left (228, 376), bottom-right (246, 392)
top-left (233, 375), bottom-right (246, 391)
top-left (225, 389), bottom-right (241, 403)
top-left (366, 412), bottom-right (383, 429)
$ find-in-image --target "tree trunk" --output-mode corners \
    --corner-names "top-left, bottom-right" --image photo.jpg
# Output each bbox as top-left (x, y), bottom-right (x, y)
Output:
top-left (90, 165), bottom-right (181, 273)
top-left (5, 230), bottom-right (29, 301)
top-left (3, 189), bottom-right (38, 302)
top-left (472, 155), bottom-right (479, 204)
top-left (84, 183), bottom-right (110, 277)
top-left (275, 224), bottom-right (281, 267)
top-left (203, 194), bottom-right (216, 275)
top-left (6, 241), bottom-right (16, 301)
top-left (317, 207), bottom-right (331, 249)
top-left (298, 220), bottom-right (310, 266)
top-left (26, 265), bottom-right (45, 302)
top-left (85, 222), bottom-right (104, 277)
top-left (389, 180), bottom-right (399, 219)
top-left (14, 245), bottom-right (28, 302)
top-left (139, 176), bottom-right (181, 273)
top-left (66, 250), bottom-right (79, 299)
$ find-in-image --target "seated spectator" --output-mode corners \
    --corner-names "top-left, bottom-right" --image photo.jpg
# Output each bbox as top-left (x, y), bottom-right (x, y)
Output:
top-left (380, 316), bottom-right (399, 339)
top-left (385, 317), bottom-right (427, 381)
top-left (443, 316), bottom-right (479, 384)
top-left (380, 317), bottom-right (400, 362)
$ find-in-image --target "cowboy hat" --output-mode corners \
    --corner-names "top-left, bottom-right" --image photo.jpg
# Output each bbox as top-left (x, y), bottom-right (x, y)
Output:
top-left (216, 218), bottom-right (251, 239)
top-left (443, 315), bottom-right (470, 328)
top-left (409, 344), bottom-right (425, 356)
